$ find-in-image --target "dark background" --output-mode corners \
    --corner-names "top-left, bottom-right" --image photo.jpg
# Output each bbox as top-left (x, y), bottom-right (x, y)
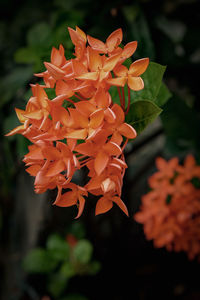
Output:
top-left (1, 0), bottom-right (200, 299)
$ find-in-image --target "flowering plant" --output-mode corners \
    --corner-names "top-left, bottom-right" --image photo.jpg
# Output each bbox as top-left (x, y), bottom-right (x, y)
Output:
top-left (6, 26), bottom-right (169, 217)
top-left (135, 155), bottom-right (200, 260)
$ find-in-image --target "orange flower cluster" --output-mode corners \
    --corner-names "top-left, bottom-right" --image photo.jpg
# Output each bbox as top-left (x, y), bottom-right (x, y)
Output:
top-left (7, 27), bottom-right (149, 217)
top-left (135, 155), bottom-right (200, 260)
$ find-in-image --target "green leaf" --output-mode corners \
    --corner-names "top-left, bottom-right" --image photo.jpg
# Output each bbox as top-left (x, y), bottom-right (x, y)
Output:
top-left (47, 272), bottom-right (68, 298)
top-left (67, 221), bottom-right (86, 239)
top-left (23, 248), bottom-right (58, 273)
top-left (161, 96), bottom-right (200, 155)
top-left (109, 62), bottom-right (168, 110)
top-left (123, 6), bottom-right (155, 59)
top-left (130, 62), bottom-right (167, 103)
top-left (14, 47), bottom-right (39, 64)
top-left (46, 234), bottom-right (70, 261)
top-left (155, 82), bottom-right (172, 107)
top-left (27, 23), bottom-right (52, 48)
top-left (0, 66), bottom-right (33, 108)
top-left (73, 239), bottom-right (93, 264)
top-left (126, 100), bottom-right (162, 134)
top-left (60, 261), bottom-right (75, 279)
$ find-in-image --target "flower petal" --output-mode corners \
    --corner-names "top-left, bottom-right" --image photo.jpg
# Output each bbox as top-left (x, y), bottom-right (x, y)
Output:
top-left (90, 109), bottom-right (104, 128)
top-left (106, 28), bottom-right (123, 52)
top-left (44, 62), bottom-right (65, 80)
top-left (94, 151), bottom-right (109, 175)
top-left (76, 72), bottom-right (99, 81)
top-left (103, 142), bottom-right (122, 156)
top-left (129, 58), bottom-right (149, 76)
top-left (65, 129), bottom-right (87, 140)
top-left (87, 35), bottom-right (107, 53)
top-left (95, 196), bottom-right (113, 215)
top-left (118, 123), bottom-right (137, 139)
top-left (54, 190), bottom-right (77, 207)
top-left (128, 76), bottom-right (144, 91)
top-left (112, 196), bottom-right (129, 216)
top-left (75, 194), bottom-right (85, 219)
top-left (103, 54), bottom-right (121, 72)
top-left (107, 77), bottom-right (126, 87)
top-left (121, 41), bottom-right (137, 59)
top-left (46, 160), bottom-right (65, 177)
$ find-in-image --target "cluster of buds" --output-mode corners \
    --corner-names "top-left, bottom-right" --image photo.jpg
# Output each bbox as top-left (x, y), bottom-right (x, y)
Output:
top-left (135, 155), bottom-right (200, 260)
top-left (7, 27), bottom-right (149, 217)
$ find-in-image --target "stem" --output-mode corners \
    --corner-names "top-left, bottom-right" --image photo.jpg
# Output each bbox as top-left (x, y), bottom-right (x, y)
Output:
top-left (121, 138), bottom-right (128, 152)
top-left (75, 93), bottom-right (87, 101)
top-left (80, 157), bottom-right (92, 167)
top-left (121, 87), bottom-right (125, 111)
top-left (125, 87), bottom-right (131, 115)
top-left (117, 87), bottom-right (123, 107)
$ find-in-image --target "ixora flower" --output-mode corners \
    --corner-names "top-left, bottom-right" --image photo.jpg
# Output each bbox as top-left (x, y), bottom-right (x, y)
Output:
top-left (134, 155), bottom-right (200, 260)
top-left (6, 27), bottom-right (149, 217)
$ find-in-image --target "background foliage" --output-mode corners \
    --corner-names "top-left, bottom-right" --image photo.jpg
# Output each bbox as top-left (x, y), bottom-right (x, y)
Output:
top-left (1, 0), bottom-right (200, 299)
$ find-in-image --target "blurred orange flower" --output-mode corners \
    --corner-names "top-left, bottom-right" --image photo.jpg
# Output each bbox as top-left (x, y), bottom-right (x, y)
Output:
top-left (134, 155), bottom-right (200, 260)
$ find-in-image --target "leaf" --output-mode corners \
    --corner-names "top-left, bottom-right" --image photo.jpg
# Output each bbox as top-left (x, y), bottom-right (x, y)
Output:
top-left (161, 96), bottom-right (200, 155)
top-left (23, 248), bottom-right (58, 273)
top-left (27, 22), bottom-right (52, 48)
top-left (130, 62), bottom-right (167, 103)
top-left (110, 62), bottom-right (168, 109)
top-left (123, 6), bottom-right (155, 59)
top-left (126, 100), bottom-right (162, 134)
top-left (67, 221), bottom-right (86, 239)
top-left (14, 47), bottom-right (39, 64)
top-left (0, 66), bottom-right (33, 108)
top-left (60, 261), bottom-right (75, 279)
top-left (155, 82), bottom-right (172, 107)
top-left (47, 272), bottom-right (68, 298)
top-left (46, 234), bottom-right (70, 261)
top-left (73, 239), bottom-right (93, 264)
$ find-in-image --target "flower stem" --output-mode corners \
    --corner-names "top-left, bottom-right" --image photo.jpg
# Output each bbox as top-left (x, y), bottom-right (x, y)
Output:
top-left (125, 87), bottom-right (131, 115)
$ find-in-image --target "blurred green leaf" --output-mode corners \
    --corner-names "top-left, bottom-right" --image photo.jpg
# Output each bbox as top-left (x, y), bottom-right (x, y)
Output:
top-left (47, 272), bottom-right (68, 298)
top-left (47, 234), bottom-right (70, 261)
top-left (87, 261), bottom-right (101, 275)
top-left (123, 6), bottom-right (155, 59)
top-left (161, 96), bottom-right (200, 155)
top-left (60, 261), bottom-right (75, 279)
top-left (23, 248), bottom-right (58, 273)
top-left (156, 16), bottom-right (186, 44)
top-left (27, 22), bottom-right (52, 48)
top-left (126, 100), bottom-right (162, 134)
top-left (67, 222), bottom-right (86, 239)
top-left (73, 239), bottom-right (93, 264)
top-left (0, 66), bottom-right (33, 108)
top-left (14, 47), bottom-right (39, 64)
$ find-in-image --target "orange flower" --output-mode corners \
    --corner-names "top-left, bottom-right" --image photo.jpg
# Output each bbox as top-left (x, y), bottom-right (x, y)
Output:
top-left (6, 26), bottom-right (149, 217)
top-left (107, 58), bottom-right (149, 91)
top-left (134, 155), bottom-right (200, 260)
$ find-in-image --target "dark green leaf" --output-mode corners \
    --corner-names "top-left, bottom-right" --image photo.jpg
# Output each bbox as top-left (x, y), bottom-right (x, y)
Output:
top-left (73, 239), bottom-right (93, 264)
top-left (46, 234), bottom-right (70, 261)
top-left (60, 261), bottom-right (75, 279)
top-left (47, 272), bottom-right (68, 298)
top-left (155, 82), bottom-right (172, 107)
top-left (126, 100), bottom-right (162, 134)
top-left (23, 248), bottom-right (58, 273)
top-left (27, 23), bottom-right (52, 48)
